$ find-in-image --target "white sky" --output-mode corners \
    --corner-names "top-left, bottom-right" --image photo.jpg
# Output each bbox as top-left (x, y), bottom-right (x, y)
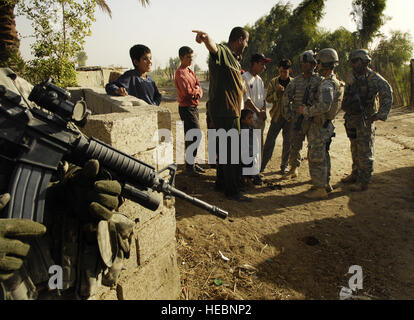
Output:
top-left (16, 0), bottom-right (413, 71)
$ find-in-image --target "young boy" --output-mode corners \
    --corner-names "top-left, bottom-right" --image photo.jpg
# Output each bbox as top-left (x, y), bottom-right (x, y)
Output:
top-left (240, 109), bottom-right (260, 187)
top-left (242, 53), bottom-right (271, 185)
top-left (261, 59), bottom-right (293, 174)
top-left (174, 46), bottom-right (204, 176)
top-left (105, 44), bottom-right (162, 106)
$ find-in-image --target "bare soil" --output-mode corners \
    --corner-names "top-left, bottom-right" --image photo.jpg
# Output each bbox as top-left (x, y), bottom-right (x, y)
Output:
top-left (159, 86), bottom-right (414, 300)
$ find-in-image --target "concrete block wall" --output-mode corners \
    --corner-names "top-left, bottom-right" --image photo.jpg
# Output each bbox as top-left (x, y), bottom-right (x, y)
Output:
top-left (75, 66), bottom-right (127, 88)
top-left (70, 87), bottom-right (181, 300)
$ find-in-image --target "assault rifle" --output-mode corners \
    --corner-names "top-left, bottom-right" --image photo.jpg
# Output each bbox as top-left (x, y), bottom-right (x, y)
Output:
top-left (0, 80), bottom-right (228, 222)
top-left (342, 84), bottom-right (368, 127)
top-left (294, 83), bottom-right (311, 131)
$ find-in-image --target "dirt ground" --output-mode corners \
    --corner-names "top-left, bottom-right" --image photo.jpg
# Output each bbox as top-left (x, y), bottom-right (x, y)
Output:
top-left (159, 86), bottom-right (414, 300)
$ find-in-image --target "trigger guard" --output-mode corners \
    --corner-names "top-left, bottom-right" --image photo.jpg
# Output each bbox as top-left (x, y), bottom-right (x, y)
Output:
top-left (98, 168), bottom-right (113, 181)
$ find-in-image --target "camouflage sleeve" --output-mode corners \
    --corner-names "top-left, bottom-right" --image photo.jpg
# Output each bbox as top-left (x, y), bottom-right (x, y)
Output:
top-left (0, 68), bottom-right (37, 109)
top-left (304, 80), bottom-right (335, 118)
top-left (375, 75), bottom-right (393, 121)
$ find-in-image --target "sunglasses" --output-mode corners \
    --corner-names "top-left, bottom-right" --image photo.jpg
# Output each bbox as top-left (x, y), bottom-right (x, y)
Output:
top-left (350, 58), bottom-right (360, 64)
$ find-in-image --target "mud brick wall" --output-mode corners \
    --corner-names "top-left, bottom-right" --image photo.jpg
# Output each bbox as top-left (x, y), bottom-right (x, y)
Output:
top-left (68, 88), bottom-right (180, 300)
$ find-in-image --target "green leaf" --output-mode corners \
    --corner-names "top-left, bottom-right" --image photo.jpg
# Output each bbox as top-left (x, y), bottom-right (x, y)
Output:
top-left (213, 278), bottom-right (224, 286)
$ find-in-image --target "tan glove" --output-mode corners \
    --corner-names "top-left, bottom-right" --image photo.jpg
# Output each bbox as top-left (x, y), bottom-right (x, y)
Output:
top-left (0, 193), bottom-right (46, 281)
top-left (48, 159), bottom-right (122, 221)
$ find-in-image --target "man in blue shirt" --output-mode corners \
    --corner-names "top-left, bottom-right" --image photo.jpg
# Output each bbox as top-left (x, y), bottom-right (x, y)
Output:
top-left (105, 44), bottom-right (162, 106)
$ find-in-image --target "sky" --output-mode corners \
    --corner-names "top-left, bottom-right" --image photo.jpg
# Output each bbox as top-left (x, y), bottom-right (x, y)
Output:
top-left (15, 0), bottom-right (414, 71)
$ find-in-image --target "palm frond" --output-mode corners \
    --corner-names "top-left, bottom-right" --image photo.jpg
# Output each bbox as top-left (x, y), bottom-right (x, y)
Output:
top-left (95, 0), bottom-right (150, 19)
top-left (139, 0), bottom-right (150, 7)
top-left (96, 0), bottom-right (112, 18)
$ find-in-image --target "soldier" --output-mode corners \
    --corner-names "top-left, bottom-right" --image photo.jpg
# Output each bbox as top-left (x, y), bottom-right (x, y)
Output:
top-left (341, 49), bottom-right (393, 191)
top-left (282, 50), bottom-right (323, 180)
top-left (297, 48), bottom-right (345, 199)
top-left (0, 68), bottom-right (134, 299)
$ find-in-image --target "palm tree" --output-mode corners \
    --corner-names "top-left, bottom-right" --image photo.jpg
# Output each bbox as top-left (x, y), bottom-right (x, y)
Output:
top-left (0, 0), bottom-right (19, 66)
top-left (0, 0), bottom-right (151, 66)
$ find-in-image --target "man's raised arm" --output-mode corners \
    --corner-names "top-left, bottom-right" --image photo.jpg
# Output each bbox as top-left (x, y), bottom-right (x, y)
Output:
top-left (192, 30), bottom-right (218, 54)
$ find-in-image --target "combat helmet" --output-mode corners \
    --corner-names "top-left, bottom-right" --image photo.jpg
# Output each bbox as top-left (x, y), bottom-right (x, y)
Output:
top-left (316, 48), bottom-right (339, 68)
top-left (349, 49), bottom-right (371, 64)
top-left (300, 50), bottom-right (317, 64)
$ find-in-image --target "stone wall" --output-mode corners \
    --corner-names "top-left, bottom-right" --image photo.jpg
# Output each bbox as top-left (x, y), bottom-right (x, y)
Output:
top-left (75, 66), bottom-right (127, 88)
top-left (68, 87), bottom-right (180, 300)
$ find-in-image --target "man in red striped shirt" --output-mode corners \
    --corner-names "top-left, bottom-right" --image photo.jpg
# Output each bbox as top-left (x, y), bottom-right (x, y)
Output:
top-left (174, 46), bottom-right (205, 176)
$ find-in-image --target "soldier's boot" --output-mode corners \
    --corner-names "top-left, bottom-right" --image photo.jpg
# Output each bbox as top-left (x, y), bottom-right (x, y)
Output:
top-left (304, 187), bottom-right (328, 199)
top-left (341, 173), bottom-right (358, 184)
top-left (282, 167), bottom-right (298, 180)
top-left (348, 182), bottom-right (368, 192)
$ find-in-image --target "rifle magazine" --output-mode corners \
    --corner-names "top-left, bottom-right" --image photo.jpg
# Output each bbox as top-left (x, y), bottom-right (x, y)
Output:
top-left (6, 163), bottom-right (52, 223)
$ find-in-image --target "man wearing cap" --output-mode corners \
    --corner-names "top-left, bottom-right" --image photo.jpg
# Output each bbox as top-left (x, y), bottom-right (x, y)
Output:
top-left (282, 50), bottom-right (323, 180)
top-left (341, 49), bottom-right (393, 192)
top-left (193, 27), bottom-right (252, 202)
top-left (242, 53), bottom-right (270, 184)
top-left (260, 59), bottom-right (293, 175)
top-left (297, 48), bottom-right (345, 199)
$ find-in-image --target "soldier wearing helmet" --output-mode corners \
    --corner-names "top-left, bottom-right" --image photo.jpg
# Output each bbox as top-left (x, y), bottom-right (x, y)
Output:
top-left (297, 48), bottom-right (345, 199)
top-left (341, 49), bottom-right (393, 191)
top-left (300, 50), bottom-right (317, 64)
top-left (316, 48), bottom-right (339, 68)
top-left (282, 50), bottom-right (322, 180)
top-left (350, 49), bottom-right (371, 63)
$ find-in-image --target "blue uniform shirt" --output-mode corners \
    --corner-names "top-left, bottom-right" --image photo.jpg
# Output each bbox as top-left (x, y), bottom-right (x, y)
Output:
top-left (105, 69), bottom-right (162, 106)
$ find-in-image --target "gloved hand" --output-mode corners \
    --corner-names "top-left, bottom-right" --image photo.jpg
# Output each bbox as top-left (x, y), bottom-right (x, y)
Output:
top-left (0, 193), bottom-right (9, 211)
top-left (370, 113), bottom-right (384, 122)
top-left (0, 193), bottom-right (46, 281)
top-left (48, 160), bottom-right (122, 221)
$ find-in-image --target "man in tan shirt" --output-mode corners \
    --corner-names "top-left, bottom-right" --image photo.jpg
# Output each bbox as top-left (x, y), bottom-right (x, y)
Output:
top-left (260, 59), bottom-right (293, 174)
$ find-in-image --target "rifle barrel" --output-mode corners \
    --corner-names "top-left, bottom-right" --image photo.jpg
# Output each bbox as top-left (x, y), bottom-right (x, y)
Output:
top-left (167, 186), bottom-right (228, 219)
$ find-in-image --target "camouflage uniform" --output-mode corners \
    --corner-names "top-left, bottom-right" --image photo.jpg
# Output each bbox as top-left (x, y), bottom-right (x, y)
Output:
top-left (0, 68), bottom-right (133, 300)
top-left (283, 73), bottom-right (323, 169)
top-left (342, 68), bottom-right (393, 185)
top-left (303, 73), bottom-right (344, 189)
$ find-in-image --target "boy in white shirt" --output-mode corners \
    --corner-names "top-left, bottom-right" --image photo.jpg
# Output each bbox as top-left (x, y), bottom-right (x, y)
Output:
top-left (242, 53), bottom-right (270, 184)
